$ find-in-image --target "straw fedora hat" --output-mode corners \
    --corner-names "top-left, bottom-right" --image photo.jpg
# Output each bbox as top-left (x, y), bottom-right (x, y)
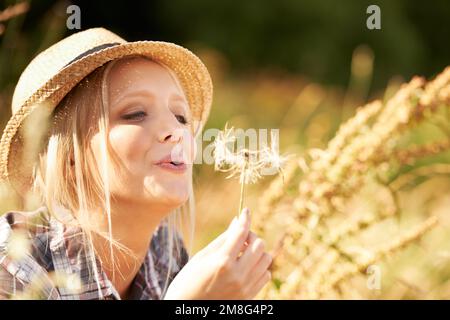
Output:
top-left (0, 27), bottom-right (213, 194)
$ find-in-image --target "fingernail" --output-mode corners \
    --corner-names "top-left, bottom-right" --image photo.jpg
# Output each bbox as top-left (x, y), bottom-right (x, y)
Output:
top-left (241, 207), bottom-right (250, 221)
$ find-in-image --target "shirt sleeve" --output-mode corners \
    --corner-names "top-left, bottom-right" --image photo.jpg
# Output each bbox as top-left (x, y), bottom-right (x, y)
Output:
top-left (0, 265), bottom-right (17, 300)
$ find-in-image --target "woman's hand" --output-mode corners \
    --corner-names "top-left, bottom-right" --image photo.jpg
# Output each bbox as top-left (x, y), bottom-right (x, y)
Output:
top-left (164, 208), bottom-right (272, 300)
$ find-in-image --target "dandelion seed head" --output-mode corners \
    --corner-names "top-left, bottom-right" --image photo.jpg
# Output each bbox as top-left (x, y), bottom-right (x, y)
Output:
top-left (213, 125), bottom-right (286, 186)
top-left (240, 165), bottom-right (263, 184)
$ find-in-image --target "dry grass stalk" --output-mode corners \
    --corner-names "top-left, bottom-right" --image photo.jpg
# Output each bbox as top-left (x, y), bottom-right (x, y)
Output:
top-left (257, 66), bottom-right (450, 299)
top-left (0, 2), bottom-right (29, 22)
top-left (254, 157), bottom-right (299, 234)
top-left (0, 2), bottom-right (29, 36)
top-left (317, 215), bottom-right (438, 297)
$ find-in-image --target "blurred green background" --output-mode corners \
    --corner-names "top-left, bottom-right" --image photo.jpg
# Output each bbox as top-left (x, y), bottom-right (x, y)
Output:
top-left (2, 0), bottom-right (450, 87)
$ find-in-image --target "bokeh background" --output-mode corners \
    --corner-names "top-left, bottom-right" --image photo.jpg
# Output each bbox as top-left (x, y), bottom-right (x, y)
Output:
top-left (1, 0), bottom-right (450, 299)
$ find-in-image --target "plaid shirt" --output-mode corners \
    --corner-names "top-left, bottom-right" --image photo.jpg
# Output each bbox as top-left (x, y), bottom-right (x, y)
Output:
top-left (0, 205), bottom-right (189, 300)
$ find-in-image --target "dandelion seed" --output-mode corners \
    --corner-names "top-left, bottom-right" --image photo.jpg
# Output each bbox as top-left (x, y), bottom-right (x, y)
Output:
top-left (260, 131), bottom-right (288, 173)
top-left (213, 124), bottom-right (237, 170)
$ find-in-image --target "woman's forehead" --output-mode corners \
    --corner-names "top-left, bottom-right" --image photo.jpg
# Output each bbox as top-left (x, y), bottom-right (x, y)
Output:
top-left (107, 57), bottom-right (189, 105)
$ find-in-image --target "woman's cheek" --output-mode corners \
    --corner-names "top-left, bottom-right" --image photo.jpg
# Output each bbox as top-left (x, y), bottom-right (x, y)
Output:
top-left (109, 126), bottom-right (149, 168)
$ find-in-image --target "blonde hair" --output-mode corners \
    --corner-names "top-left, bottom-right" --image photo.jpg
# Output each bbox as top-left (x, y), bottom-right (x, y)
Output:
top-left (32, 55), bottom-right (196, 299)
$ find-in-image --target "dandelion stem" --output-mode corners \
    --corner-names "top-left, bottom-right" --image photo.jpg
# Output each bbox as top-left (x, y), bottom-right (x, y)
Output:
top-left (238, 151), bottom-right (250, 216)
top-left (238, 178), bottom-right (245, 217)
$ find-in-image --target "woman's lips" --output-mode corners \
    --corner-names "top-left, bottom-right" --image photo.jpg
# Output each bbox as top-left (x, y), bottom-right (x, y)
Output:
top-left (155, 153), bottom-right (188, 173)
top-left (155, 161), bottom-right (187, 173)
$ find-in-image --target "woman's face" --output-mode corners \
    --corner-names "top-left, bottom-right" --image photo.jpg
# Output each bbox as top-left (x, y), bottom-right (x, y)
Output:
top-left (90, 57), bottom-right (195, 211)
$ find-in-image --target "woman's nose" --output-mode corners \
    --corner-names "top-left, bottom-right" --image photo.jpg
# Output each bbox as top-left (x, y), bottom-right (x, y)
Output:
top-left (160, 131), bottom-right (182, 143)
top-left (158, 124), bottom-right (184, 144)
top-left (156, 106), bottom-right (187, 144)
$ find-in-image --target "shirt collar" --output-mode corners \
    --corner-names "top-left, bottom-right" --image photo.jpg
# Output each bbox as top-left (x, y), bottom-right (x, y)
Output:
top-left (0, 205), bottom-right (165, 300)
top-left (47, 209), bottom-right (163, 300)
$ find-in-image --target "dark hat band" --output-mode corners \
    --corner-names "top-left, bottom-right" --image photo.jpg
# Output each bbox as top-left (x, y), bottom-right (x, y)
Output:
top-left (65, 42), bottom-right (121, 67)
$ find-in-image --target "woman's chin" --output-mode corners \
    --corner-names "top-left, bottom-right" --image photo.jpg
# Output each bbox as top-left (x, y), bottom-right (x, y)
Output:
top-left (152, 186), bottom-right (189, 208)
top-left (164, 190), bottom-right (189, 207)
top-left (141, 175), bottom-right (190, 208)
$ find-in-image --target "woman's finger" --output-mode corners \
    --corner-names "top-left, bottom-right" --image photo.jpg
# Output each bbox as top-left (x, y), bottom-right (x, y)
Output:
top-left (246, 270), bottom-right (272, 299)
top-left (246, 252), bottom-right (272, 283)
top-left (236, 235), bottom-right (266, 272)
top-left (237, 231), bottom-right (257, 258)
top-left (221, 208), bottom-right (251, 260)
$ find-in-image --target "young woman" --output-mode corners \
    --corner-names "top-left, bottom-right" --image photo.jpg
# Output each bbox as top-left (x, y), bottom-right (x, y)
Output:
top-left (0, 28), bottom-right (272, 300)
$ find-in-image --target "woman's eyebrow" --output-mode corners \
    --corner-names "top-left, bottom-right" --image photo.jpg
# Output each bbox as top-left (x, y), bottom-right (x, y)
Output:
top-left (170, 93), bottom-right (190, 114)
top-left (112, 90), bottom-right (155, 107)
top-left (170, 93), bottom-right (188, 104)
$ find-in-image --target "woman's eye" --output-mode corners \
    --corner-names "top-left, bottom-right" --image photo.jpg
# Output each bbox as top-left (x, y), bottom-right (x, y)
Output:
top-left (175, 114), bottom-right (189, 125)
top-left (122, 111), bottom-right (147, 121)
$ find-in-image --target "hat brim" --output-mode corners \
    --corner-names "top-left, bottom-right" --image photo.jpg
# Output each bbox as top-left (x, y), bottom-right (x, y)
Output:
top-left (0, 40), bottom-right (213, 193)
